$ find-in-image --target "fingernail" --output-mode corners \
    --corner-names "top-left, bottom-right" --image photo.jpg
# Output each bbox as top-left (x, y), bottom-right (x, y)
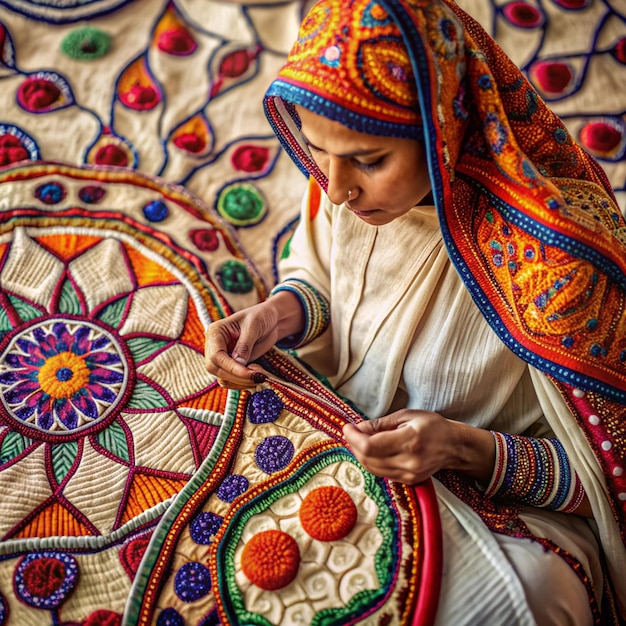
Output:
top-left (252, 372), bottom-right (266, 384)
top-left (233, 356), bottom-right (247, 365)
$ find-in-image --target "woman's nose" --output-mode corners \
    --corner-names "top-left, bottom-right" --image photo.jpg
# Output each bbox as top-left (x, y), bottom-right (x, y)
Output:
top-left (326, 158), bottom-right (353, 206)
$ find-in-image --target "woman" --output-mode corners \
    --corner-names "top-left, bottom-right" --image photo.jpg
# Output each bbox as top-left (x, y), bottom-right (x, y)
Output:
top-left (205, 0), bottom-right (626, 623)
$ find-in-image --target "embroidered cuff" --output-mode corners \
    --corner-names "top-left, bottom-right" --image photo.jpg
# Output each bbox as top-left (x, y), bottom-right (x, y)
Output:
top-left (484, 431), bottom-right (586, 513)
top-left (270, 278), bottom-right (330, 349)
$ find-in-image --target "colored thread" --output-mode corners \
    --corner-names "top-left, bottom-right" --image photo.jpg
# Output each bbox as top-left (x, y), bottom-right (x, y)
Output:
top-left (216, 260), bottom-right (254, 294)
top-left (82, 609), bottom-right (122, 625)
top-left (231, 145), bottom-right (270, 173)
top-left (14, 551), bottom-right (78, 609)
top-left (17, 77), bottom-right (61, 111)
top-left (61, 27), bottom-right (111, 61)
top-left (271, 278), bottom-right (330, 348)
top-left (78, 185), bottom-right (105, 204)
top-left (0, 134), bottom-right (29, 166)
top-left (157, 28), bottom-right (197, 56)
top-left (189, 228), bottom-right (219, 252)
top-left (216, 183), bottom-right (266, 226)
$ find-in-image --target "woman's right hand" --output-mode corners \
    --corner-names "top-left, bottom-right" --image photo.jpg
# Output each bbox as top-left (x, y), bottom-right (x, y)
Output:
top-left (204, 291), bottom-right (304, 387)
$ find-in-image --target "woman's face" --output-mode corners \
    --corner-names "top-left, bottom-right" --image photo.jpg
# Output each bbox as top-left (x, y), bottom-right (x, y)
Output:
top-left (296, 106), bottom-right (432, 226)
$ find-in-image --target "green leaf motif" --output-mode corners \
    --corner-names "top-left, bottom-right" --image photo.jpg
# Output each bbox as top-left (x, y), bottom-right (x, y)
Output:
top-left (97, 296), bottom-right (129, 328)
top-left (96, 421), bottom-right (129, 462)
top-left (127, 337), bottom-right (169, 363)
top-left (0, 304), bottom-right (12, 333)
top-left (126, 379), bottom-right (169, 409)
top-left (0, 431), bottom-right (33, 464)
top-left (8, 294), bottom-right (43, 323)
top-left (50, 441), bottom-right (79, 485)
top-left (58, 279), bottom-right (82, 315)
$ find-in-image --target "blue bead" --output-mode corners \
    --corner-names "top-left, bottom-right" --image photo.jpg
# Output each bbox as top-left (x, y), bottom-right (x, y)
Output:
top-left (189, 512), bottom-right (223, 545)
top-left (174, 561), bottom-right (212, 602)
top-left (217, 474), bottom-right (249, 502)
top-left (143, 199), bottom-right (169, 222)
top-left (156, 607), bottom-right (184, 626)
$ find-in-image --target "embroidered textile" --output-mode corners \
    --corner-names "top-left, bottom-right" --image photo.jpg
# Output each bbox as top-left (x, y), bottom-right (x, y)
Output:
top-left (0, 162), bottom-right (442, 624)
top-left (0, 162), bottom-right (265, 624)
top-left (0, 0), bottom-right (624, 621)
top-left (266, 0), bottom-right (423, 138)
top-left (127, 351), bottom-right (442, 625)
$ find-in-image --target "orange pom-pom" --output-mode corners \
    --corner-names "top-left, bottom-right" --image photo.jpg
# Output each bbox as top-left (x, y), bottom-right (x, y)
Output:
top-left (240, 529), bottom-right (300, 591)
top-left (299, 486), bottom-right (357, 541)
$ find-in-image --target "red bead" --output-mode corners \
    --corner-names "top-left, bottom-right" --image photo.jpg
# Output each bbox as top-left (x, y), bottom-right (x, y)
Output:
top-left (157, 27), bottom-right (197, 56)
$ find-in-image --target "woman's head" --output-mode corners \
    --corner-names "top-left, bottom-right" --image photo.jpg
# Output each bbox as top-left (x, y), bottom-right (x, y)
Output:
top-left (264, 0), bottom-right (430, 222)
top-left (296, 105), bottom-right (431, 225)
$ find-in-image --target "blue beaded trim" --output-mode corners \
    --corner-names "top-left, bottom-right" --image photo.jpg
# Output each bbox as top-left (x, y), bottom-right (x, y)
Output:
top-left (270, 278), bottom-right (330, 348)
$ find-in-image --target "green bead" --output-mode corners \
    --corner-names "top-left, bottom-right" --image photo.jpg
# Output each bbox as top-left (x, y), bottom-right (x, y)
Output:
top-left (61, 27), bottom-right (112, 61)
top-left (217, 260), bottom-right (254, 294)
top-left (216, 183), bottom-right (266, 226)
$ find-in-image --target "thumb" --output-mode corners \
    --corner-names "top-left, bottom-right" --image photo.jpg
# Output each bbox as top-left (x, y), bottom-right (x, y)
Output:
top-left (230, 338), bottom-right (254, 366)
top-left (346, 415), bottom-right (405, 436)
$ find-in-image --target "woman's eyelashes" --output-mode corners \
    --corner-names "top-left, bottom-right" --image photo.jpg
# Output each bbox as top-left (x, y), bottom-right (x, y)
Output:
top-left (354, 157), bottom-right (382, 172)
top-left (305, 141), bottom-right (383, 172)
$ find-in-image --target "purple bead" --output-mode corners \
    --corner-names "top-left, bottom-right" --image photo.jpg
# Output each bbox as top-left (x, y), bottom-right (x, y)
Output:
top-left (189, 512), bottom-right (223, 545)
top-left (254, 435), bottom-right (294, 474)
top-left (174, 561), bottom-right (212, 602)
top-left (247, 389), bottom-right (284, 424)
top-left (216, 474), bottom-right (249, 503)
top-left (156, 607), bottom-right (184, 626)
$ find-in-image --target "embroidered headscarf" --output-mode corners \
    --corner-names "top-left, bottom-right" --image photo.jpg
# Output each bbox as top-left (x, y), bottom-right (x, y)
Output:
top-left (265, 0), bottom-right (626, 561)
top-left (266, 0), bottom-right (422, 140)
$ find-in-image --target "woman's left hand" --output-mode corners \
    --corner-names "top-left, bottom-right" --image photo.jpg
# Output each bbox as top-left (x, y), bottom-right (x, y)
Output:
top-left (342, 410), bottom-right (496, 485)
top-left (342, 410), bottom-right (455, 484)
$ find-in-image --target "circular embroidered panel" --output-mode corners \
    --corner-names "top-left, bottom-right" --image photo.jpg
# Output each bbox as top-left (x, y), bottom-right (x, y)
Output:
top-left (127, 351), bottom-right (442, 626)
top-left (0, 161), bottom-right (265, 625)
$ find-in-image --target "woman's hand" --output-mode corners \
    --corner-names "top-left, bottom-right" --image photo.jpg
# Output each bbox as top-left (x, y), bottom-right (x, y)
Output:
top-left (342, 410), bottom-right (496, 485)
top-left (205, 290), bottom-right (304, 388)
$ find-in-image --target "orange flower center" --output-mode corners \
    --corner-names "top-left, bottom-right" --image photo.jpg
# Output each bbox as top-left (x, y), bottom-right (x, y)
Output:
top-left (38, 352), bottom-right (90, 398)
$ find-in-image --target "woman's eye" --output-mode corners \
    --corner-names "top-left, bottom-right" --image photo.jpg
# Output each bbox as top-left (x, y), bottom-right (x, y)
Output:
top-left (307, 143), bottom-right (323, 153)
top-left (355, 158), bottom-right (382, 172)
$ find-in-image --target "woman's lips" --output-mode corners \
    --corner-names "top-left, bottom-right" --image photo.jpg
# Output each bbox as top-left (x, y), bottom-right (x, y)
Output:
top-left (346, 203), bottom-right (376, 217)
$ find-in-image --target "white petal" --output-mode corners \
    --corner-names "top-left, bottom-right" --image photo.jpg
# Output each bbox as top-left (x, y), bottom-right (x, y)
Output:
top-left (137, 343), bottom-right (211, 400)
top-left (120, 284), bottom-right (188, 338)
top-left (1, 228), bottom-right (64, 307)
top-left (69, 239), bottom-right (134, 310)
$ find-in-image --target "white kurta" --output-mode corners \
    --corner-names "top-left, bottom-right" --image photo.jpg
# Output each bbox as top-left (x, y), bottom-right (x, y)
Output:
top-left (277, 189), bottom-right (626, 623)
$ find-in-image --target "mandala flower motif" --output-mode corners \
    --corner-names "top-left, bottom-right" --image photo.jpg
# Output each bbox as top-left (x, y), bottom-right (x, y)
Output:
top-left (0, 226), bottom-right (222, 536)
top-left (0, 320), bottom-right (126, 434)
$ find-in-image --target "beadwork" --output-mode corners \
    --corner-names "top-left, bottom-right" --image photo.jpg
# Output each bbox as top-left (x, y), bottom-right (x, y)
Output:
top-left (271, 277), bottom-right (330, 348)
top-left (485, 432), bottom-right (586, 513)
